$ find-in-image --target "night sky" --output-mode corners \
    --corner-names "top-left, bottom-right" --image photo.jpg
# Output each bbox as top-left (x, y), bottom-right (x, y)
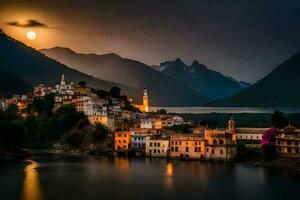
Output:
top-left (0, 0), bottom-right (299, 83)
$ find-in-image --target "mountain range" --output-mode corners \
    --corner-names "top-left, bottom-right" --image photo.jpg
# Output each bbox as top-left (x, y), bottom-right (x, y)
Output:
top-left (155, 59), bottom-right (248, 100)
top-left (0, 30), bottom-right (134, 97)
top-left (0, 30), bottom-right (207, 106)
top-left (40, 47), bottom-right (247, 102)
top-left (1, 29), bottom-right (299, 107)
top-left (206, 52), bottom-right (300, 107)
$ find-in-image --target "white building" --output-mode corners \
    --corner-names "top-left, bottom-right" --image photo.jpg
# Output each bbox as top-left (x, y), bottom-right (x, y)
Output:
top-left (145, 136), bottom-right (170, 157)
top-left (236, 128), bottom-right (266, 141)
top-left (140, 117), bottom-right (153, 129)
top-left (131, 133), bottom-right (149, 150)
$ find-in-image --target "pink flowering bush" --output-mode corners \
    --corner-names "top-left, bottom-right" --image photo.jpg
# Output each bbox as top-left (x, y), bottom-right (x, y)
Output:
top-left (260, 128), bottom-right (277, 160)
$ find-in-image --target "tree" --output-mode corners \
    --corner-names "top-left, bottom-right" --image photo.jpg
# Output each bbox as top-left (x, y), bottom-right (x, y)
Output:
top-left (78, 81), bottom-right (87, 87)
top-left (157, 109), bottom-right (167, 114)
top-left (96, 89), bottom-right (109, 98)
top-left (93, 124), bottom-right (108, 141)
top-left (7, 103), bottom-right (19, 114)
top-left (270, 110), bottom-right (288, 129)
top-left (31, 98), bottom-right (45, 115)
top-left (109, 87), bottom-right (121, 98)
top-left (44, 93), bottom-right (55, 114)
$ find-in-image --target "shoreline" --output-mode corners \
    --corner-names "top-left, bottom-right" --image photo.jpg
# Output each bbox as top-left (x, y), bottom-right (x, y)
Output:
top-left (22, 149), bottom-right (300, 179)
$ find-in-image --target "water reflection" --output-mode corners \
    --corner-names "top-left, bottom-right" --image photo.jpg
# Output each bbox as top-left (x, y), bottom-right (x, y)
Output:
top-left (165, 162), bottom-right (173, 190)
top-left (20, 160), bottom-right (43, 200)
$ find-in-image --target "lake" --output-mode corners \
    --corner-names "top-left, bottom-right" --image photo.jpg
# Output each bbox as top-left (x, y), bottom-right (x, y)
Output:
top-left (150, 107), bottom-right (300, 114)
top-left (0, 154), bottom-right (299, 200)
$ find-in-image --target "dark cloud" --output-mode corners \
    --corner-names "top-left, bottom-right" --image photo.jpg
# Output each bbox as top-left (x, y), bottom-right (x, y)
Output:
top-left (6, 19), bottom-right (47, 28)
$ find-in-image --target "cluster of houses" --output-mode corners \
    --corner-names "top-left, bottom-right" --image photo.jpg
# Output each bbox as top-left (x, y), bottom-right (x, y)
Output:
top-left (1, 74), bottom-right (300, 160)
top-left (115, 118), bottom-right (238, 161)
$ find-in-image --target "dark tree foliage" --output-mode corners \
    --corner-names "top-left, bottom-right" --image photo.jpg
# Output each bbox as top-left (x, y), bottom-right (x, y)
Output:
top-left (7, 103), bottom-right (19, 114)
top-left (109, 87), bottom-right (121, 98)
top-left (96, 89), bottom-right (109, 98)
top-left (25, 104), bottom-right (88, 148)
top-left (0, 123), bottom-right (25, 152)
top-left (78, 81), bottom-right (87, 87)
top-left (66, 131), bottom-right (84, 147)
top-left (270, 110), bottom-right (288, 129)
top-left (165, 124), bottom-right (193, 133)
top-left (157, 109), bottom-right (167, 114)
top-left (93, 124), bottom-right (109, 141)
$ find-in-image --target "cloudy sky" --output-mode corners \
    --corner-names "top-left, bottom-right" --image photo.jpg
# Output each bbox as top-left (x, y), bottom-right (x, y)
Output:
top-left (0, 0), bottom-right (299, 83)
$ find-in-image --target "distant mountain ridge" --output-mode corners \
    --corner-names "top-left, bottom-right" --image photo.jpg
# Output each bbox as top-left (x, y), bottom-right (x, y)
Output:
top-left (206, 51), bottom-right (300, 107)
top-left (159, 58), bottom-right (247, 100)
top-left (40, 47), bottom-right (208, 106)
top-left (0, 29), bottom-right (136, 98)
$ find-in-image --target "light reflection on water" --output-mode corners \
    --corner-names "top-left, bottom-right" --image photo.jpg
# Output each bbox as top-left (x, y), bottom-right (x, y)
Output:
top-left (0, 155), bottom-right (299, 200)
top-left (165, 162), bottom-right (173, 190)
top-left (20, 160), bottom-right (43, 200)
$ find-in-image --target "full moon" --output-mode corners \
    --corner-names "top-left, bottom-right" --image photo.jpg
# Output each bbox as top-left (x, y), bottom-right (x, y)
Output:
top-left (26, 31), bottom-right (36, 40)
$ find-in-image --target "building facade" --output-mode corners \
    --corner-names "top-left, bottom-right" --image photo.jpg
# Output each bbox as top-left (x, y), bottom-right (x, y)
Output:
top-left (114, 131), bottom-right (132, 151)
top-left (145, 136), bottom-right (170, 157)
top-left (275, 125), bottom-right (300, 157)
top-left (169, 135), bottom-right (205, 159)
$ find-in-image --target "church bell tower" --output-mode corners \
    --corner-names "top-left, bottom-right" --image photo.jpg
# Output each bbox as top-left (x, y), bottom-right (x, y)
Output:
top-left (61, 74), bottom-right (66, 85)
top-left (143, 87), bottom-right (149, 112)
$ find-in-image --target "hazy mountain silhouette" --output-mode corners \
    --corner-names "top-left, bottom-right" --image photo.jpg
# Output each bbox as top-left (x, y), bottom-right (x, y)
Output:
top-left (206, 52), bottom-right (300, 107)
top-left (0, 29), bottom-right (138, 97)
top-left (40, 47), bottom-right (208, 106)
top-left (159, 59), bottom-right (246, 100)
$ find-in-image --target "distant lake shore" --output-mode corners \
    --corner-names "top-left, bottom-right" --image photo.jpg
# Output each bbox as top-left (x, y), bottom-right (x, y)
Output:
top-left (150, 107), bottom-right (300, 114)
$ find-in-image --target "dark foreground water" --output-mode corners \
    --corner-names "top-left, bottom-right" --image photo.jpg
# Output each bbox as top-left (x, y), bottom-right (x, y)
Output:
top-left (0, 154), bottom-right (299, 200)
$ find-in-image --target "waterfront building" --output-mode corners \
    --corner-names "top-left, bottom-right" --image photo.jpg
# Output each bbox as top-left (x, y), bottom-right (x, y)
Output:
top-left (275, 124), bottom-right (300, 157)
top-left (236, 128), bottom-right (266, 148)
top-left (131, 133), bottom-right (149, 151)
top-left (145, 135), bottom-right (170, 157)
top-left (114, 131), bottom-right (133, 151)
top-left (133, 87), bottom-right (149, 112)
top-left (204, 118), bottom-right (237, 161)
top-left (169, 134), bottom-right (205, 159)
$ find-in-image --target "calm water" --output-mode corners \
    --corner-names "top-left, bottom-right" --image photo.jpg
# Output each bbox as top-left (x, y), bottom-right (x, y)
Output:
top-left (0, 154), bottom-right (299, 200)
top-left (150, 107), bottom-right (300, 114)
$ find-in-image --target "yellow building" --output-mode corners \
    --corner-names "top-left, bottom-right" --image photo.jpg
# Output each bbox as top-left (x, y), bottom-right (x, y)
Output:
top-left (133, 88), bottom-right (149, 112)
top-left (74, 85), bottom-right (91, 96)
top-left (204, 118), bottom-right (237, 161)
top-left (275, 124), bottom-right (300, 157)
top-left (169, 135), bottom-right (205, 159)
top-left (114, 131), bottom-right (132, 151)
top-left (88, 115), bottom-right (114, 130)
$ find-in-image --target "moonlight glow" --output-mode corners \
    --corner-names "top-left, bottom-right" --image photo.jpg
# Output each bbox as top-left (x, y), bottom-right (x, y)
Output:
top-left (26, 31), bottom-right (36, 40)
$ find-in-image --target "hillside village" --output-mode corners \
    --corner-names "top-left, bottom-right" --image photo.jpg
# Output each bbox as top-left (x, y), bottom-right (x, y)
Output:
top-left (0, 74), bottom-right (300, 161)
